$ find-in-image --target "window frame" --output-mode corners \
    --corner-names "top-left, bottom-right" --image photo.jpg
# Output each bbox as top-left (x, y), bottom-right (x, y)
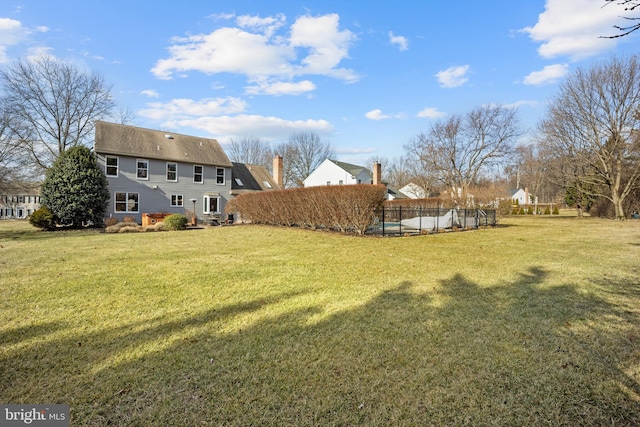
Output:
top-left (170, 194), bottom-right (184, 207)
top-left (114, 192), bottom-right (139, 213)
top-left (166, 162), bottom-right (178, 182)
top-left (203, 195), bottom-right (220, 214)
top-left (105, 155), bottom-right (119, 177)
top-left (136, 159), bottom-right (149, 180)
top-left (193, 165), bottom-right (203, 184)
top-left (216, 167), bottom-right (225, 185)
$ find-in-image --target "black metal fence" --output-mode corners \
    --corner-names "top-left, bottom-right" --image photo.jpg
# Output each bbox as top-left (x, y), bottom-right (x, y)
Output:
top-left (367, 207), bottom-right (497, 236)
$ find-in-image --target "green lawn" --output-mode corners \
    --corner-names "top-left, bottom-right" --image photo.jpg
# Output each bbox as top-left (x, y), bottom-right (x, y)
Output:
top-left (1, 215), bottom-right (639, 426)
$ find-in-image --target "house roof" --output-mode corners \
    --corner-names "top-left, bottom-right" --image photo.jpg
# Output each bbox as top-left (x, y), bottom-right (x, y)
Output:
top-left (230, 162), bottom-right (279, 195)
top-left (386, 185), bottom-right (409, 199)
top-left (331, 159), bottom-right (372, 178)
top-left (94, 121), bottom-right (232, 167)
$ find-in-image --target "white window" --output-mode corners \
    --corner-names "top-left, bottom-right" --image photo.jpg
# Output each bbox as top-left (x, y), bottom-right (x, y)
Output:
top-left (115, 192), bottom-right (139, 213)
top-left (216, 167), bottom-right (225, 185)
top-left (193, 165), bottom-right (203, 183)
top-left (171, 194), bottom-right (183, 207)
top-left (166, 162), bottom-right (177, 182)
top-left (203, 195), bottom-right (220, 214)
top-left (137, 159), bottom-right (149, 180)
top-left (106, 156), bottom-right (118, 177)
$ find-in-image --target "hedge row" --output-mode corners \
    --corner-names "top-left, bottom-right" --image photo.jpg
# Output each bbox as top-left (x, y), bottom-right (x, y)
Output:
top-left (384, 197), bottom-right (442, 208)
top-left (227, 185), bottom-right (387, 234)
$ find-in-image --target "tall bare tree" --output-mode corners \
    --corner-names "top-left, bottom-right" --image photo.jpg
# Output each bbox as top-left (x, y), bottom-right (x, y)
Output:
top-left (406, 105), bottom-right (520, 206)
top-left (0, 102), bottom-right (35, 194)
top-left (227, 136), bottom-right (273, 169)
top-left (275, 132), bottom-right (334, 187)
top-left (538, 55), bottom-right (640, 219)
top-left (1, 56), bottom-right (116, 170)
top-left (603, 0), bottom-right (640, 37)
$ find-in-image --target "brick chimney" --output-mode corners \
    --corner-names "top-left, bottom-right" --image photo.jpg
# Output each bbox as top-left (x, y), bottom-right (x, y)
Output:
top-left (373, 161), bottom-right (382, 185)
top-left (273, 155), bottom-right (284, 188)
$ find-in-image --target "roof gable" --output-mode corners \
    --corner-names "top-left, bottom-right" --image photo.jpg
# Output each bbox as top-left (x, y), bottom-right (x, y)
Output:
top-left (94, 121), bottom-right (232, 167)
top-left (331, 159), bottom-right (371, 178)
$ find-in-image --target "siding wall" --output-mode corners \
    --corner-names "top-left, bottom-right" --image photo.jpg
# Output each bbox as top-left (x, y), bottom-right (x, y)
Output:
top-left (97, 154), bottom-right (232, 223)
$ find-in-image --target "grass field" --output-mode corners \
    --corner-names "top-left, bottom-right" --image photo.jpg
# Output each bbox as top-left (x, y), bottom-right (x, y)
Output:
top-left (1, 214), bottom-right (639, 426)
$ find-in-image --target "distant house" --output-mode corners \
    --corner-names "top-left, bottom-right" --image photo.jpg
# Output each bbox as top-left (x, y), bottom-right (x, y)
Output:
top-left (303, 159), bottom-right (372, 187)
top-left (303, 159), bottom-right (404, 200)
top-left (94, 121), bottom-right (233, 224)
top-left (399, 182), bottom-right (427, 199)
top-left (511, 187), bottom-right (537, 206)
top-left (0, 183), bottom-right (42, 219)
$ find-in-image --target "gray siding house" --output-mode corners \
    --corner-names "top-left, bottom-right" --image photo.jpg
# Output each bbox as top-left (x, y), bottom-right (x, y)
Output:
top-left (94, 121), bottom-right (233, 224)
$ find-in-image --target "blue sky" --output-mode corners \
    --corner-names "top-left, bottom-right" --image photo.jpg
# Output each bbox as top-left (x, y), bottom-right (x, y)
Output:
top-left (1, 0), bottom-right (638, 164)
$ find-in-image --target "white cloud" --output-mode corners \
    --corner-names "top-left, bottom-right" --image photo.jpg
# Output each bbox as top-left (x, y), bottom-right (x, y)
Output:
top-left (416, 107), bottom-right (446, 119)
top-left (152, 13), bottom-right (358, 85)
top-left (236, 13), bottom-right (286, 37)
top-left (365, 109), bottom-right (405, 120)
top-left (522, 0), bottom-right (625, 60)
top-left (435, 65), bottom-right (470, 88)
top-left (245, 79), bottom-right (316, 96)
top-left (365, 109), bottom-right (390, 120)
top-left (173, 115), bottom-right (334, 142)
top-left (0, 17), bottom-right (26, 63)
top-left (138, 97), bottom-right (247, 120)
top-left (290, 13), bottom-right (358, 81)
top-left (151, 27), bottom-right (293, 80)
top-left (503, 100), bottom-right (540, 109)
top-left (523, 64), bottom-right (569, 85)
top-left (140, 89), bottom-right (160, 98)
top-left (138, 96), bottom-right (333, 142)
top-left (388, 31), bottom-right (408, 51)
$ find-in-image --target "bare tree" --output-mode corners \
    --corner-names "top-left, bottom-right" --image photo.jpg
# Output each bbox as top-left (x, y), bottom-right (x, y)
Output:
top-left (538, 55), bottom-right (640, 219)
top-left (602, 0), bottom-right (640, 38)
top-left (406, 105), bottom-right (520, 206)
top-left (275, 132), bottom-right (335, 187)
top-left (1, 56), bottom-right (116, 170)
top-left (227, 136), bottom-right (274, 169)
top-left (0, 102), bottom-right (35, 194)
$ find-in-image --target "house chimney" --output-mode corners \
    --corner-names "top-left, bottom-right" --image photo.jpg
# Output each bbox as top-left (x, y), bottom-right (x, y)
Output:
top-left (373, 161), bottom-right (382, 185)
top-left (273, 155), bottom-right (284, 188)
top-left (524, 186), bottom-right (529, 206)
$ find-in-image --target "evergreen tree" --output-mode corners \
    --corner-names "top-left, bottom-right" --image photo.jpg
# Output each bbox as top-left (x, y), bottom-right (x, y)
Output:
top-left (41, 146), bottom-right (109, 228)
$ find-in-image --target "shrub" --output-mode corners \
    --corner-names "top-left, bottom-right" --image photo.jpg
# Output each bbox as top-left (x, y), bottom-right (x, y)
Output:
top-left (123, 216), bottom-right (137, 223)
top-left (519, 207), bottom-right (526, 215)
top-left (527, 206), bottom-right (534, 215)
top-left (29, 207), bottom-right (56, 230)
top-left (40, 146), bottom-right (109, 228)
top-left (104, 217), bottom-right (118, 227)
top-left (552, 206), bottom-right (560, 215)
top-left (163, 214), bottom-right (188, 231)
top-left (544, 207), bottom-right (551, 215)
top-left (229, 185), bottom-right (386, 234)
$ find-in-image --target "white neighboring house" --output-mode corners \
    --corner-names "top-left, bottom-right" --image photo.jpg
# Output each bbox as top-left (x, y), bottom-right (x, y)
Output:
top-left (0, 184), bottom-right (42, 219)
top-left (303, 159), bottom-right (407, 201)
top-left (399, 182), bottom-right (427, 199)
top-left (512, 187), bottom-right (537, 205)
top-left (303, 159), bottom-right (372, 187)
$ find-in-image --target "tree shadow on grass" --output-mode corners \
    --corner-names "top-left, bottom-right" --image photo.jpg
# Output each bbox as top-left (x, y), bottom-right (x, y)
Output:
top-left (2, 268), bottom-right (639, 426)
